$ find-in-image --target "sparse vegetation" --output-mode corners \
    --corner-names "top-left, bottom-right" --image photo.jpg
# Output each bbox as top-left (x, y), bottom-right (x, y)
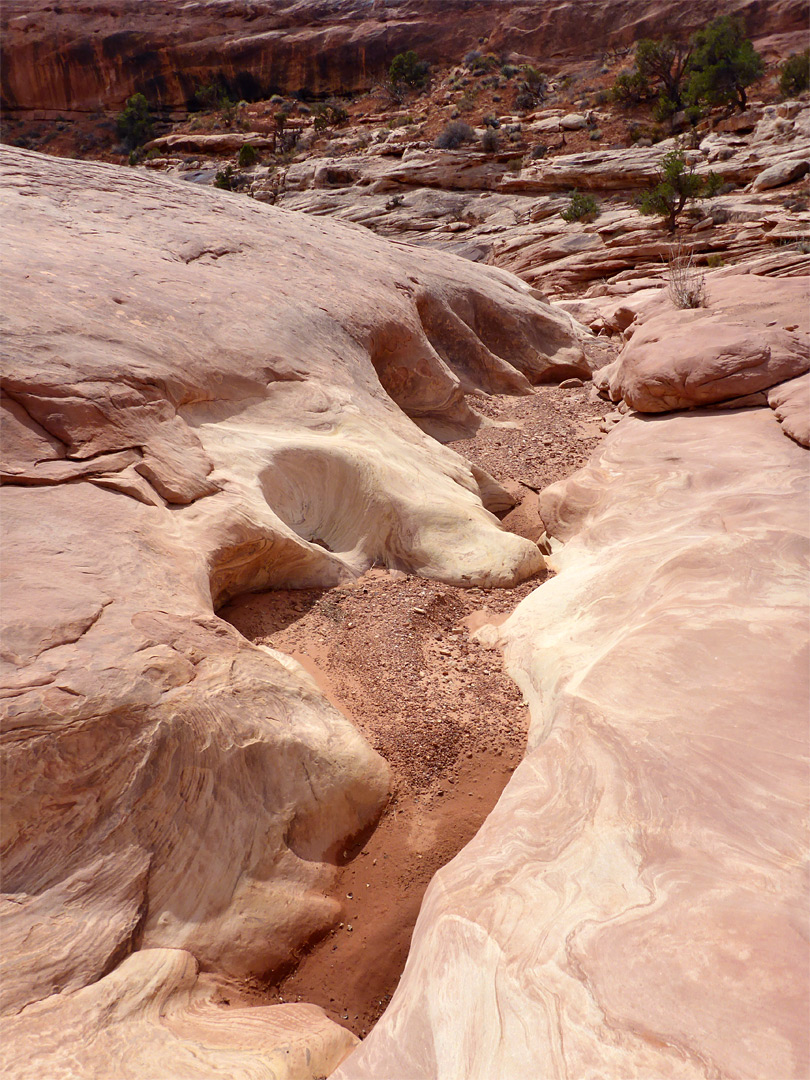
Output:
top-left (214, 165), bottom-right (235, 190)
top-left (640, 150), bottom-right (722, 231)
top-left (389, 50), bottom-right (430, 93)
top-left (312, 101), bottom-right (349, 132)
top-left (611, 16), bottom-right (763, 120)
top-left (237, 143), bottom-right (257, 167)
top-left (779, 49), bottom-right (810, 98)
top-left (435, 121), bottom-right (476, 149)
top-left (666, 243), bottom-right (706, 308)
top-left (464, 51), bottom-right (499, 74)
top-left (686, 15), bottom-right (763, 111)
top-left (115, 93), bottom-right (153, 151)
top-left (480, 127), bottom-right (500, 152)
top-left (561, 190), bottom-right (599, 222)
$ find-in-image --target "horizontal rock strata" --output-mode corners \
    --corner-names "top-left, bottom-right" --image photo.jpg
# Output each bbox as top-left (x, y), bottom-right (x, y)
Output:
top-left (4, 0), bottom-right (805, 114)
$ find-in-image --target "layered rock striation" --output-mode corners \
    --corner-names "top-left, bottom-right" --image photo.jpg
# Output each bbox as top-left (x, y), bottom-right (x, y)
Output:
top-left (0, 146), bottom-right (586, 1076)
top-left (336, 402), bottom-right (810, 1080)
top-left (3, 0), bottom-right (806, 115)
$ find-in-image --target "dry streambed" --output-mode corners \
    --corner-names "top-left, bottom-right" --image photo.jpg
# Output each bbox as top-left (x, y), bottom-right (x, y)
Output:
top-left (220, 385), bottom-right (611, 1038)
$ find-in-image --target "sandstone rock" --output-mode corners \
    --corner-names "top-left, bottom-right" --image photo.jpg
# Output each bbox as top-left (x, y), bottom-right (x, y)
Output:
top-left (7, 0), bottom-right (803, 113)
top-left (559, 112), bottom-right (587, 130)
top-left (149, 132), bottom-right (275, 155)
top-left (336, 406), bottom-right (810, 1080)
top-left (499, 142), bottom-right (678, 193)
top-left (769, 372), bottom-right (810, 446)
top-left (595, 275), bottom-right (810, 412)
top-left (1, 948), bottom-right (357, 1079)
top-left (751, 157), bottom-right (810, 191)
top-left (1, 146), bottom-right (588, 1070)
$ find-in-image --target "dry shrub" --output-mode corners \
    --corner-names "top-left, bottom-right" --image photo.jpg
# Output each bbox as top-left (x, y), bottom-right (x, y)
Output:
top-left (667, 242), bottom-right (706, 308)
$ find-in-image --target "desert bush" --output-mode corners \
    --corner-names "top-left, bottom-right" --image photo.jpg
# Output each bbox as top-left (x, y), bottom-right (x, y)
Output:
top-left (465, 51), bottom-right (499, 74)
top-left (514, 90), bottom-right (536, 111)
top-left (501, 63), bottom-right (520, 78)
top-left (312, 101), bottom-right (349, 131)
top-left (480, 127), bottom-right (500, 152)
top-left (482, 115), bottom-right (500, 128)
top-left (589, 128), bottom-right (602, 140)
top-left (686, 15), bottom-right (763, 110)
top-left (706, 252), bottom-right (725, 268)
top-left (611, 70), bottom-right (651, 104)
top-left (116, 94), bottom-right (153, 150)
top-left (528, 143), bottom-right (548, 159)
top-left (640, 150), bottom-right (722, 231)
top-left (389, 50), bottom-right (430, 92)
top-left (238, 143), bottom-right (257, 167)
top-left (214, 165), bottom-right (235, 190)
top-left (779, 49), bottom-right (810, 97)
top-left (435, 121), bottom-right (475, 149)
top-left (561, 190), bottom-right (600, 222)
top-left (667, 243), bottom-right (706, 308)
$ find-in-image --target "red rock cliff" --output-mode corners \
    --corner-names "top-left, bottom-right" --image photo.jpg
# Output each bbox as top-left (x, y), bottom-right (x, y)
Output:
top-left (2, 0), bottom-right (806, 115)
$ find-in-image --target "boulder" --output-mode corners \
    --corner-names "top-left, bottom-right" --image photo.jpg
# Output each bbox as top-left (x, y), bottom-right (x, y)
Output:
top-left (594, 275), bottom-right (810, 412)
top-left (751, 157), bottom-right (810, 191)
top-left (769, 372), bottom-right (810, 446)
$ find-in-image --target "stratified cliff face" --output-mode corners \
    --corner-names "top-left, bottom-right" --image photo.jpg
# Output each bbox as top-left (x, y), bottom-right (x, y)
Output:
top-left (2, 0), bottom-right (806, 114)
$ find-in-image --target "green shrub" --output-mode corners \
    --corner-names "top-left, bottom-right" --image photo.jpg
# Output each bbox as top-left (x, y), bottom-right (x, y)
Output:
top-left (115, 93), bottom-right (153, 150)
top-left (611, 70), bottom-right (651, 104)
top-left (312, 102), bottom-right (349, 131)
top-left (214, 165), bottom-right (235, 190)
top-left (706, 252), bottom-right (725, 268)
top-left (528, 143), bottom-right (548, 159)
top-left (561, 190), bottom-right (600, 222)
top-left (389, 50), bottom-right (430, 91)
top-left (435, 121), bottom-right (475, 149)
top-left (779, 49), bottom-right (810, 97)
top-left (686, 15), bottom-right (763, 110)
top-left (238, 143), bottom-right (258, 167)
top-left (639, 150), bottom-right (722, 231)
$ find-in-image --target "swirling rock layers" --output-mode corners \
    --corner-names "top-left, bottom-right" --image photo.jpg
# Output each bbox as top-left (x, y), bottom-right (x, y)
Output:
top-left (336, 405), bottom-right (809, 1080)
top-left (0, 146), bottom-right (583, 1076)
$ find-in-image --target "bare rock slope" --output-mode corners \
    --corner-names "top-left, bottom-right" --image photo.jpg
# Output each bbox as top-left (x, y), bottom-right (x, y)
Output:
top-left (336, 403), bottom-right (810, 1080)
top-left (0, 146), bottom-right (586, 1077)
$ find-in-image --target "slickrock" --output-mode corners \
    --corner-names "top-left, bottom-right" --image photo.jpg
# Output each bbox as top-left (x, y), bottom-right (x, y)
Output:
top-left (0, 146), bottom-right (587, 1074)
top-left (769, 372), bottom-right (810, 447)
top-left (335, 404), bottom-right (809, 1080)
top-left (594, 274), bottom-right (810, 412)
top-left (1, 948), bottom-right (358, 1080)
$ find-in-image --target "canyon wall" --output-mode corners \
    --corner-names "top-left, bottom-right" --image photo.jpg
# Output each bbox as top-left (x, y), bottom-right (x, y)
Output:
top-left (2, 0), bottom-right (806, 115)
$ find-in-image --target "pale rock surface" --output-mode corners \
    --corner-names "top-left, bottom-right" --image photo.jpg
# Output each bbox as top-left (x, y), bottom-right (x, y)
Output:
top-left (1, 948), bottom-right (357, 1080)
top-left (769, 372), bottom-right (810, 446)
top-left (0, 147), bottom-right (587, 1073)
top-left (751, 156), bottom-right (810, 190)
top-left (595, 274), bottom-right (810, 412)
top-left (336, 405), bottom-right (810, 1080)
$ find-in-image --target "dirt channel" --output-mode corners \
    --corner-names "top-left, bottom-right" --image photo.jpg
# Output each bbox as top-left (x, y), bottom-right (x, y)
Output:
top-left (220, 383), bottom-right (613, 1038)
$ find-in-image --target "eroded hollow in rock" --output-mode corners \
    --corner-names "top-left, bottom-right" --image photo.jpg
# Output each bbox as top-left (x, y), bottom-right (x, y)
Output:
top-left (217, 385), bottom-right (612, 1037)
top-left (221, 569), bottom-right (540, 1037)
